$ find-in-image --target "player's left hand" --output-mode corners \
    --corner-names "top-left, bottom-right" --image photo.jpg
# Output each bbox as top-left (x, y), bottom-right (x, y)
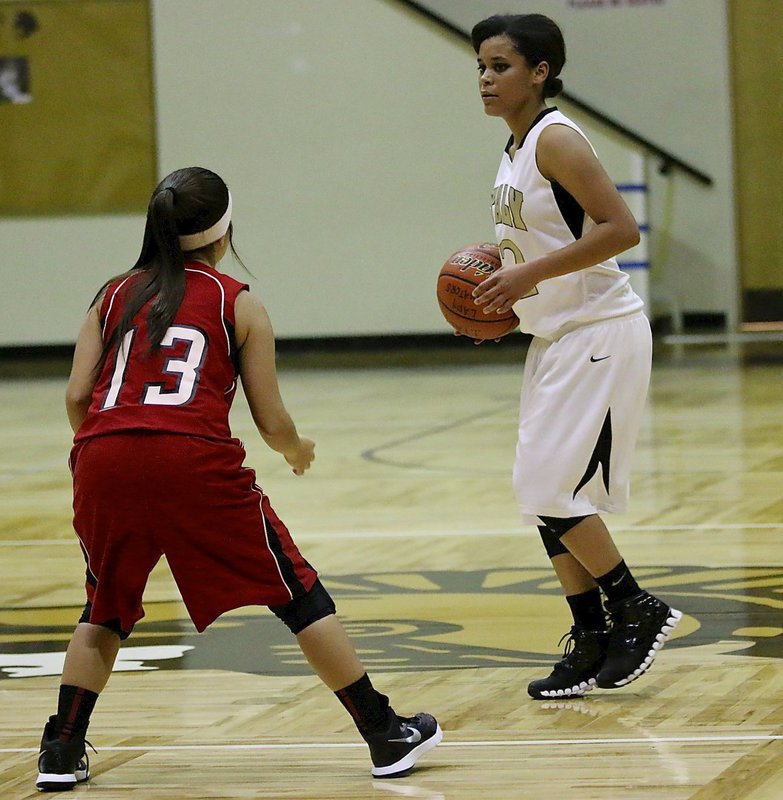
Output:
top-left (472, 263), bottom-right (537, 315)
top-left (285, 436), bottom-right (315, 476)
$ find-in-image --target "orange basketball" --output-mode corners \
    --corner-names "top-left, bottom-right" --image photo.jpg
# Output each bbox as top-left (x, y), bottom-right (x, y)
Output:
top-left (437, 243), bottom-right (519, 340)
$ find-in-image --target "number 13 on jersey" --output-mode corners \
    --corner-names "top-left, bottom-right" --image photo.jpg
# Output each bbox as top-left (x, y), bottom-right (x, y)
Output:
top-left (102, 325), bottom-right (208, 410)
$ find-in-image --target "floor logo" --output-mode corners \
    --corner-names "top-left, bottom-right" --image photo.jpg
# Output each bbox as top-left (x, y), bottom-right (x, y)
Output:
top-left (1, 566), bottom-right (781, 678)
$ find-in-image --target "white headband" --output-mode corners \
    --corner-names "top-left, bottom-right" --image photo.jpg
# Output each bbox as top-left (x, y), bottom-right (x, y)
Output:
top-left (178, 191), bottom-right (232, 250)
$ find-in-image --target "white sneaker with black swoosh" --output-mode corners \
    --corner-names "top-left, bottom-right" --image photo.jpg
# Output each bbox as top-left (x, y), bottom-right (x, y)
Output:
top-left (366, 709), bottom-right (442, 778)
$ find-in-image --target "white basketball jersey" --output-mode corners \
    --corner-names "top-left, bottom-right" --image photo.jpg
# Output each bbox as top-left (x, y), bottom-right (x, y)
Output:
top-left (492, 108), bottom-right (643, 340)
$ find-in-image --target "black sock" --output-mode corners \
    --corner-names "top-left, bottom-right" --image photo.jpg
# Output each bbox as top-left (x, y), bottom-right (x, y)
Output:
top-left (56, 684), bottom-right (99, 742)
top-left (596, 560), bottom-right (641, 604)
top-left (565, 587), bottom-right (607, 630)
top-left (334, 673), bottom-right (390, 737)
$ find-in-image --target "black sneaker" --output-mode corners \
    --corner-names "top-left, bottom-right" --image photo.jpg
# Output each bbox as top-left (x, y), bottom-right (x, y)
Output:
top-left (366, 708), bottom-right (442, 778)
top-left (527, 626), bottom-right (610, 700)
top-left (35, 715), bottom-right (91, 792)
top-left (595, 591), bottom-right (682, 688)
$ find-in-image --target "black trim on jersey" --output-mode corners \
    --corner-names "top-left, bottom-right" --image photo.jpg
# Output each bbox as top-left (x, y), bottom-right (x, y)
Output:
top-left (260, 501), bottom-right (307, 597)
top-left (503, 106), bottom-right (586, 240)
top-left (78, 540), bottom-right (98, 588)
top-left (225, 320), bottom-right (239, 379)
top-left (572, 408), bottom-right (612, 498)
top-left (505, 106), bottom-right (559, 156)
top-left (552, 181), bottom-right (586, 241)
top-left (227, 286), bottom-right (248, 376)
top-left (226, 320), bottom-right (240, 374)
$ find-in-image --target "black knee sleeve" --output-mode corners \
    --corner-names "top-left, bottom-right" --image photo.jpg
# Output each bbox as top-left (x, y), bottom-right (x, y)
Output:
top-left (539, 514), bottom-right (588, 538)
top-left (268, 578), bottom-right (336, 635)
top-left (538, 515), bottom-right (588, 559)
top-left (78, 601), bottom-right (130, 639)
top-left (538, 525), bottom-right (570, 558)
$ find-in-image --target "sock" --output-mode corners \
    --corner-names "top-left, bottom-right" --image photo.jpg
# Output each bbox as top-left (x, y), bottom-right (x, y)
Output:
top-left (56, 684), bottom-right (99, 742)
top-left (334, 673), bottom-right (390, 737)
top-left (565, 587), bottom-right (607, 630)
top-left (596, 560), bottom-right (641, 604)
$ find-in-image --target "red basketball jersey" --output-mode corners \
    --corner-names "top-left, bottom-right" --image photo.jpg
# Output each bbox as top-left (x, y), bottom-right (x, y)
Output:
top-left (75, 263), bottom-right (249, 443)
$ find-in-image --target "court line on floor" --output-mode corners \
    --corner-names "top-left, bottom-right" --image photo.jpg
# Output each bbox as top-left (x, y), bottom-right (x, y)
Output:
top-left (3, 733), bottom-right (782, 754)
top-left (2, 522), bottom-right (782, 547)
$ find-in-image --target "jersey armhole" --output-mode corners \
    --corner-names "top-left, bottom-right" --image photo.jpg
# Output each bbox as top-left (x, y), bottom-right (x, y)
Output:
top-left (227, 285), bottom-right (251, 362)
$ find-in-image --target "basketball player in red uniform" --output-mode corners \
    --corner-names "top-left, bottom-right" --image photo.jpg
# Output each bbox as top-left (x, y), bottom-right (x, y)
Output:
top-left (35, 167), bottom-right (441, 792)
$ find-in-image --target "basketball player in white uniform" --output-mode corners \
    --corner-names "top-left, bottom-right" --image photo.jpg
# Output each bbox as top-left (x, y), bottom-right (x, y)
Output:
top-left (470, 13), bottom-right (682, 699)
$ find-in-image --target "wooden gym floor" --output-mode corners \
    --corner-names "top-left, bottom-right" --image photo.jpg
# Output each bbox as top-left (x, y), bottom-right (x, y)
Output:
top-left (1, 342), bottom-right (782, 799)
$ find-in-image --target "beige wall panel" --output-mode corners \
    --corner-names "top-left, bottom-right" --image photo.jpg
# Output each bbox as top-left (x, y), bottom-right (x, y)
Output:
top-left (730, 0), bottom-right (783, 323)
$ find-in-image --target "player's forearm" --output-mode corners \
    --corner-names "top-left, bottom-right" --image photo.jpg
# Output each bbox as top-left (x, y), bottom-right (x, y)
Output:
top-left (65, 397), bottom-right (90, 434)
top-left (256, 414), bottom-right (302, 456)
top-left (529, 220), bottom-right (639, 283)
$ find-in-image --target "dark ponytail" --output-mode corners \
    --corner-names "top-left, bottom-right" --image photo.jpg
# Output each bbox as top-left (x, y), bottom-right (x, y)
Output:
top-left (120, 184), bottom-right (186, 353)
top-left (94, 167), bottom-right (231, 367)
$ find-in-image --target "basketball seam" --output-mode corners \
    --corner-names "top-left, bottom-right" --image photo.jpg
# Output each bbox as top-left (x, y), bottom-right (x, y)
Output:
top-left (436, 299), bottom-right (518, 327)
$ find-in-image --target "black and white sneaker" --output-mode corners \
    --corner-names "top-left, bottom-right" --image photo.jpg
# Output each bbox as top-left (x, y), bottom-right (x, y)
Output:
top-left (35, 715), bottom-right (91, 792)
top-left (595, 591), bottom-right (682, 688)
top-left (527, 626), bottom-right (610, 700)
top-left (366, 709), bottom-right (442, 778)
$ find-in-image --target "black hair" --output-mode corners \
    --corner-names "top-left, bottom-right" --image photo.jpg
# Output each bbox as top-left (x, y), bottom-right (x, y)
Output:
top-left (471, 14), bottom-right (566, 99)
top-left (94, 166), bottom-right (243, 367)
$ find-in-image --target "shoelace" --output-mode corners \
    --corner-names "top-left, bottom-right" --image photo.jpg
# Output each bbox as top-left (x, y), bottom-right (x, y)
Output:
top-left (556, 627), bottom-right (608, 666)
top-left (558, 630), bottom-right (575, 654)
top-left (75, 739), bottom-right (97, 778)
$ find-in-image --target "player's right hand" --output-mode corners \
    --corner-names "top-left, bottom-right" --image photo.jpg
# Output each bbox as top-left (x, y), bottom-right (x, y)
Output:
top-left (285, 437), bottom-right (315, 475)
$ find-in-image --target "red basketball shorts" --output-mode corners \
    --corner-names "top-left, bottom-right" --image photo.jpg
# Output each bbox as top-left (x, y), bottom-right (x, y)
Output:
top-left (70, 433), bottom-right (318, 636)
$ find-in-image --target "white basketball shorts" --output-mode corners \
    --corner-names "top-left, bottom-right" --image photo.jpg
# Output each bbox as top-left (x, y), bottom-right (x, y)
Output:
top-left (513, 311), bottom-right (652, 524)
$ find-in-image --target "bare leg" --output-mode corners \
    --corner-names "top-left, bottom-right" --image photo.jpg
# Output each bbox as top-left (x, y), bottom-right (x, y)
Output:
top-left (550, 552), bottom-right (599, 595)
top-left (292, 614), bottom-right (442, 778)
top-left (560, 515), bottom-right (622, 578)
top-left (527, 541), bottom-right (610, 700)
top-left (61, 623), bottom-right (120, 693)
top-left (295, 615), bottom-right (365, 691)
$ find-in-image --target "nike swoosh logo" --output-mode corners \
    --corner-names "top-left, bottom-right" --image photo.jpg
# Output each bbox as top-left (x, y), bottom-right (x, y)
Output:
top-left (610, 571), bottom-right (628, 587)
top-left (388, 726), bottom-right (422, 744)
top-left (590, 355), bottom-right (611, 362)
